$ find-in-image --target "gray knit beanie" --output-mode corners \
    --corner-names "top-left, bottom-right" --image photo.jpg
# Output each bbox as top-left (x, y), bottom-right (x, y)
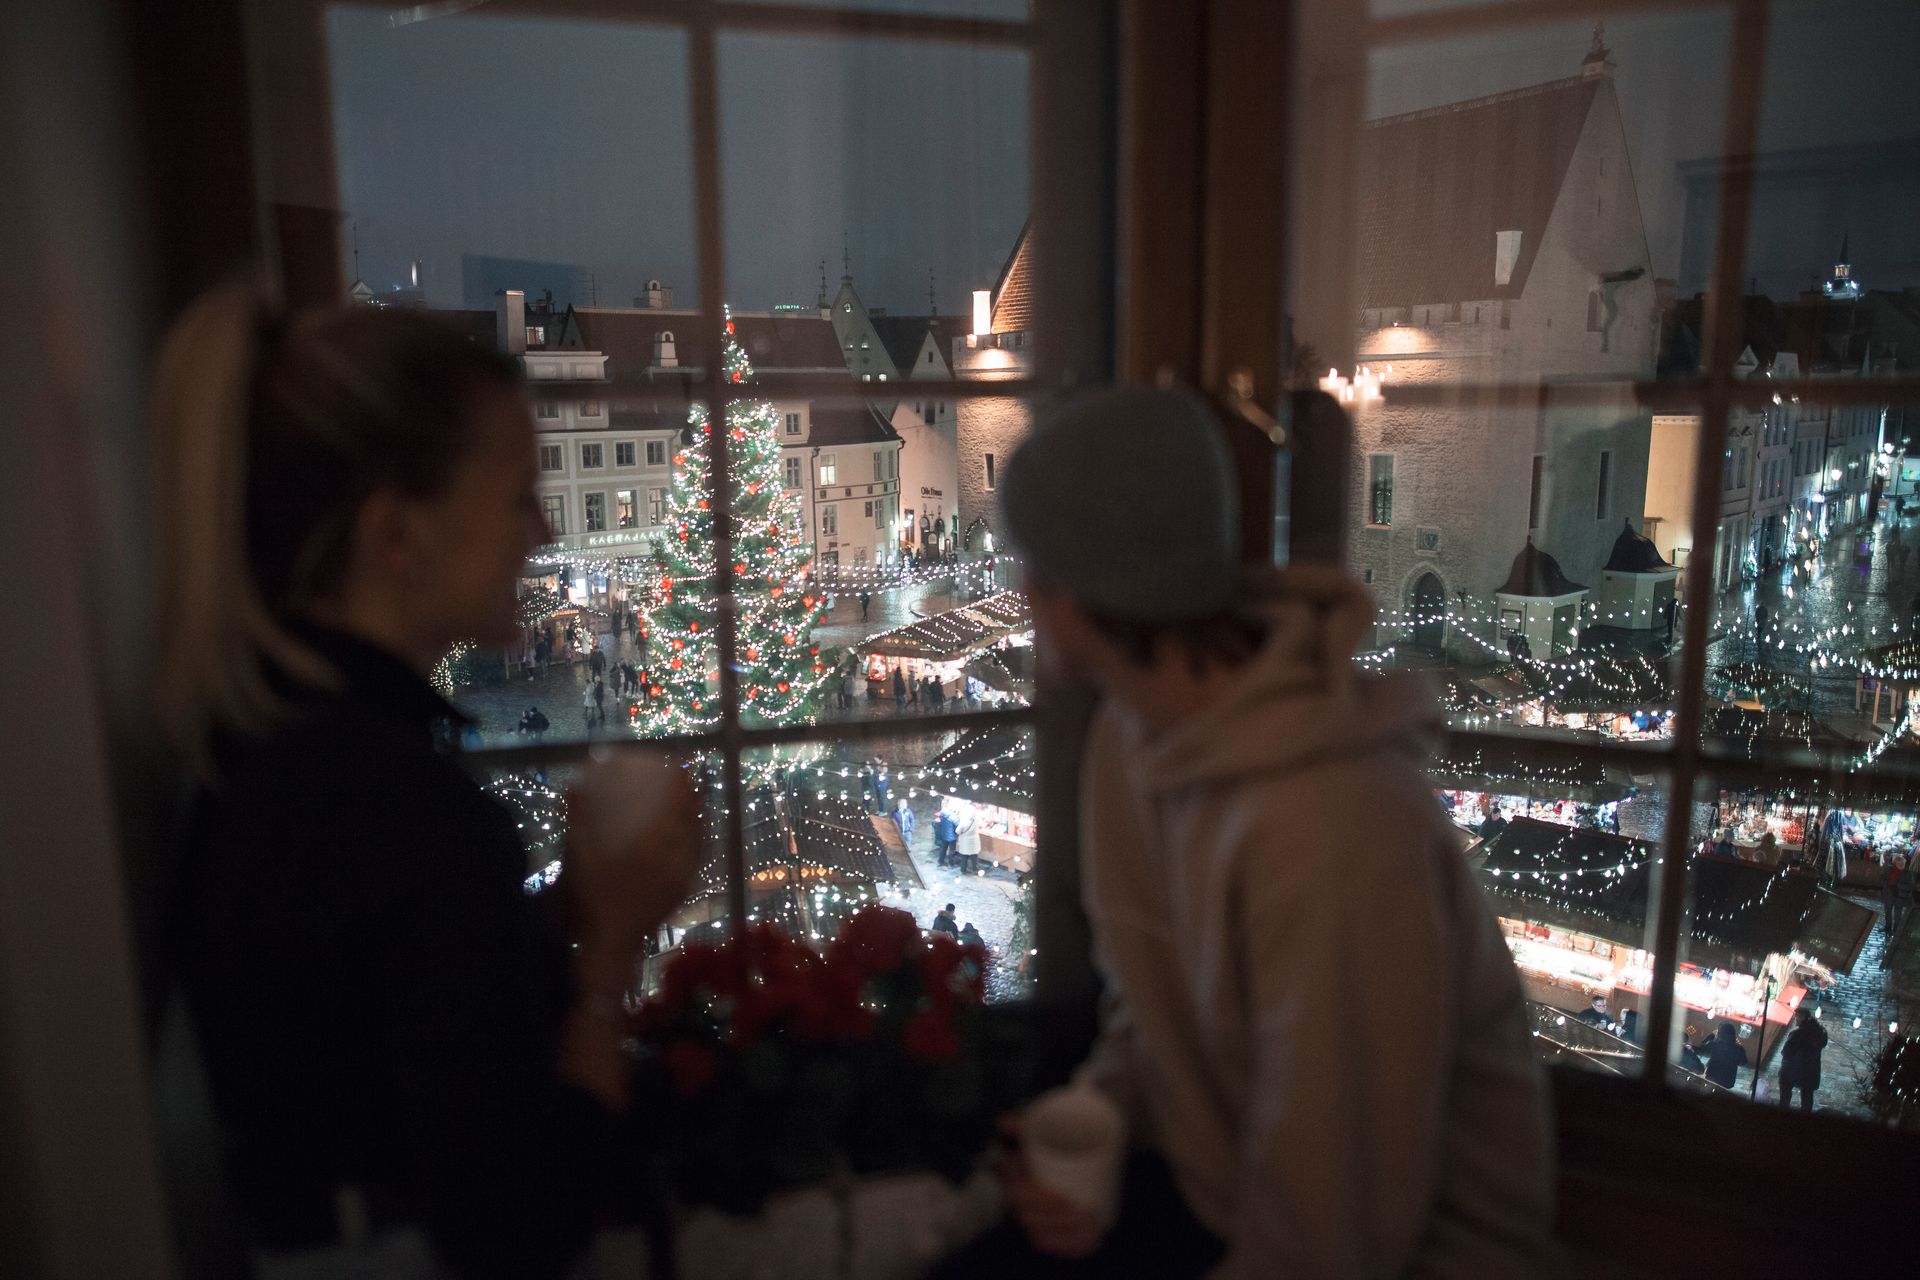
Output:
top-left (999, 384), bottom-right (1239, 621)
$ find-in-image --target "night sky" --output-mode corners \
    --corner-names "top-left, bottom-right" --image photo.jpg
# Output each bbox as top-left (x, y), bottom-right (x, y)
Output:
top-left (329, 0), bottom-right (1919, 314)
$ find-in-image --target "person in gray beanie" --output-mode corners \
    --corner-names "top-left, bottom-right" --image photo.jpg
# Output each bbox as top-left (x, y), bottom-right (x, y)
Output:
top-left (979, 385), bottom-right (1556, 1278)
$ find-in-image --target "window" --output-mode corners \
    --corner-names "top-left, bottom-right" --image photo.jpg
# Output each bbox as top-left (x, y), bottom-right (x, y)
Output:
top-left (646, 440), bottom-right (666, 467)
top-left (536, 401), bottom-right (559, 420)
top-left (863, 500), bottom-right (873, 518)
top-left (647, 487), bottom-right (666, 525)
top-left (615, 441), bottom-right (636, 467)
top-left (1596, 450), bottom-right (1612, 520)
top-left (873, 451), bottom-right (884, 482)
top-left (583, 491), bottom-right (607, 532)
top-left (525, 325), bottom-right (544, 348)
top-left (616, 489), bottom-right (637, 529)
top-left (539, 494), bottom-right (565, 538)
top-left (876, 500), bottom-right (886, 530)
top-left (580, 400), bottom-right (602, 418)
top-left (821, 504), bottom-right (837, 537)
top-left (985, 452), bottom-right (996, 491)
top-left (784, 412), bottom-right (801, 436)
top-left (580, 442), bottom-right (603, 469)
top-left (1527, 455), bottom-right (1544, 531)
top-left (784, 456), bottom-right (802, 488)
top-left (924, 404), bottom-right (936, 425)
top-left (887, 450), bottom-right (896, 481)
top-left (1499, 300), bottom-right (1512, 331)
top-left (818, 453), bottom-right (837, 485)
top-left (1368, 454), bottom-right (1394, 526)
top-left (538, 443), bottom-right (563, 472)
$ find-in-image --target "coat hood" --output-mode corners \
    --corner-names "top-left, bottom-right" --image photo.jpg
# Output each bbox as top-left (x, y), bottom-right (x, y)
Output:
top-left (1122, 565), bottom-right (1442, 793)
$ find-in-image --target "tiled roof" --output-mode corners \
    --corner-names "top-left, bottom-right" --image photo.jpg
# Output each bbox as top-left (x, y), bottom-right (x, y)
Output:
top-left (990, 222), bottom-right (1032, 334)
top-left (806, 405), bottom-right (900, 448)
top-left (1356, 76), bottom-right (1599, 308)
top-left (867, 313), bottom-right (975, 375)
top-left (572, 307), bottom-right (846, 381)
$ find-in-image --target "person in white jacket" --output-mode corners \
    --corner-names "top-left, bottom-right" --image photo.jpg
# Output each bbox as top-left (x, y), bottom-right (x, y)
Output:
top-left (983, 385), bottom-right (1557, 1279)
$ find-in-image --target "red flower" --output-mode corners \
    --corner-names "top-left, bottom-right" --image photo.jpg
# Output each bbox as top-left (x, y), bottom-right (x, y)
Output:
top-left (665, 1041), bottom-right (717, 1096)
top-left (902, 1008), bottom-right (961, 1061)
top-left (922, 933), bottom-right (966, 997)
top-left (838, 907), bottom-right (921, 972)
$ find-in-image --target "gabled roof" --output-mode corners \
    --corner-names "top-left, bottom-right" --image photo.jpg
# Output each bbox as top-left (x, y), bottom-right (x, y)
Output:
top-left (867, 313), bottom-right (973, 376)
top-left (806, 405), bottom-right (900, 448)
top-left (1356, 76), bottom-right (1600, 308)
top-left (991, 221), bottom-right (1032, 333)
top-left (1497, 539), bottom-right (1587, 597)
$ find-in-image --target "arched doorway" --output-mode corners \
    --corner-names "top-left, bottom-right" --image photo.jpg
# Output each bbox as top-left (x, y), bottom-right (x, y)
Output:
top-left (1410, 572), bottom-right (1446, 651)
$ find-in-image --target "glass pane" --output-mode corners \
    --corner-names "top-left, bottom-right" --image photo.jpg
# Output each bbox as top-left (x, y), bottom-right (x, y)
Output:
top-left (1316, 10), bottom-right (1733, 759)
top-left (1457, 764), bottom-right (1672, 1079)
top-left (724, 0), bottom-right (1031, 19)
top-left (482, 758), bottom-right (731, 1001)
top-left (753, 730), bottom-right (1039, 1003)
top-left (1725, 0), bottom-right (1920, 384)
top-left (1667, 770), bottom-right (1898, 1115)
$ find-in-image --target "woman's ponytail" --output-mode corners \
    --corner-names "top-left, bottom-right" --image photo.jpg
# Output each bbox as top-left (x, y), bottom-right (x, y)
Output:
top-left (152, 282), bottom-right (331, 780)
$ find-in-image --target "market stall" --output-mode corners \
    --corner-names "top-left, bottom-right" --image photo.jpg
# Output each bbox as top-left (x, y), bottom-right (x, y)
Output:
top-left (1430, 738), bottom-right (1636, 835)
top-left (859, 591), bottom-right (1030, 704)
top-left (923, 725), bottom-right (1036, 876)
top-left (1477, 818), bottom-right (1874, 1071)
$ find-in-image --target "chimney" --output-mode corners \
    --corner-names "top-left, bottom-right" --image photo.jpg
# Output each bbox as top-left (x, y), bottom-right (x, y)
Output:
top-left (1581, 22), bottom-right (1615, 79)
top-left (497, 289), bottom-right (526, 355)
top-left (653, 329), bottom-right (678, 368)
top-left (636, 279), bottom-right (673, 309)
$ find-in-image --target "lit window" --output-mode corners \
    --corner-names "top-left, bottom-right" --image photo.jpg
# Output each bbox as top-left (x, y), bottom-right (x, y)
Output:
top-left (985, 452), bottom-right (996, 491)
top-left (647, 487), bottom-right (666, 525)
top-left (1368, 454), bottom-right (1394, 526)
top-left (819, 454), bottom-right (837, 485)
top-left (583, 492), bottom-right (607, 532)
top-left (540, 494), bottom-right (565, 537)
top-left (580, 400), bottom-right (602, 417)
top-left (616, 489), bottom-right (637, 529)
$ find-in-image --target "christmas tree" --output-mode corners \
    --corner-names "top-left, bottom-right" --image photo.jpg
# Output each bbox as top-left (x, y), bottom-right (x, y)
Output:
top-left (638, 321), bottom-right (829, 741)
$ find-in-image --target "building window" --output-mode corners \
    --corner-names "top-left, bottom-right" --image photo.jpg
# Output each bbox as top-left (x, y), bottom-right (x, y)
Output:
top-left (1368, 454), bottom-right (1394, 526)
top-left (584, 492), bottom-right (607, 532)
top-left (1447, 301), bottom-right (1461, 323)
top-left (1596, 450), bottom-right (1613, 519)
top-left (924, 404), bottom-right (936, 425)
top-left (876, 500), bottom-right (886, 529)
top-left (887, 450), bottom-right (897, 480)
top-left (525, 325), bottom-right (544, 348)
top-left (985, 452), bottom-right (996, 491)
top-left (540, 494), bottom-right (565, 537)
top-left (616, 489), bottom-right (637, 529)
top-left (874, 451), bottom-right (884, 482)
top-left (1586, 291), bottom-right (1603, 332)
top-left (784, 456), bottom-right (802, 488)
top-left (580, 400), bottom-right (602, 418)
top-left (538, 443), bottom-right (564, 472)
top-left (864, 500), bottom-right (874, 519)
top-left (822, 504), bottom-right (838, 536)
top-left (1499, 301), bottom-right (1512, 331)
top-left (646, 440), bottom-right (666, 466)
top-left (819, 453), bottom-right (837, 485)
top-left (536, 401), bottom-right (560, 420)
top-left (1528, 455), bottom-right (1544, 531)
top-left (647, 487), bottom-right (666, 525)
top-left (580, 442), bottom-right (603, 469)
top-left (615, 441), bottom-right (636, 467)
top-left (785, 412), bottom-right (801, 436)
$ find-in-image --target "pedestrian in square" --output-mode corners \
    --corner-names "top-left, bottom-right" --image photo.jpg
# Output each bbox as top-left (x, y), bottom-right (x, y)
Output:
top-left (893, 665), bottom-right (908, 712)
top-left (840, 662), bottom-right (858, 711)
top-left (931, 903), bottom-right (959, 938)
top-left (581, 681), bottom-right (597, 732)
top-left (891, 795), bottom-right (915, 847)
top-left (860, 591), bottom-right (872, 620)
top-left (954, 804), bottom-right (981, 876)
top-left (934, 802), bottom-right (960, 868)
top-left (1777, 1007), bottom-right (1827, 1111)
top-left (872, 760), bottom-right (891, 814)
top-left (589, 643), bottom-right (606, 681)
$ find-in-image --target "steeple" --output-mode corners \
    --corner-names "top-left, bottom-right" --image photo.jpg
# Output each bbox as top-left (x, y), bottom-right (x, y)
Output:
top-left (841, 230), bottom-right (852, 283)
top-left (1581, 21), bottom-right (1615, 79)
top-left (928, 269), bottom-right (937, 316)
top-left (1824, 231), bottom-right (1861, 299)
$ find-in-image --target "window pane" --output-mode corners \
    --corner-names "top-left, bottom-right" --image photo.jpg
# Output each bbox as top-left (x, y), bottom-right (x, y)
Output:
top-left (1464, 764), bottom-right (1670, 1080)
top-left (724, 0), bottom-right (1031, 18)
top-left (751, 730), bottom-right (1038, 1004)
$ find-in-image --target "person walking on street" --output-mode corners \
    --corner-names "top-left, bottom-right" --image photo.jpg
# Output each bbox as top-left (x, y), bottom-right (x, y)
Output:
top-left (581, 681), bottom-right (597, 733)
top-left (954, 803), bottom-right (981, 876)
top-left (840, 662), bottom-right (857, 711)
top-left (872, 760), bottom-right (890, 815)
top-left (931, 903), bottom-right (959, 938)
top-left (1777, 1005), bottom-right (1827, 1110)
top-left (891, 796), bottom-right (915, 847)
top-left (589, 643), bottom-right (606, 681)
top-left (860, 591), bottom-right (872, 621)
top-left (591, 676), bottom-right (606, 725)
top-left (893, 665), bottom-right (908, 712)
top-left (1701, 1023), bottom-right (1746, 1090)
top-left (934, 803), bottom-right (960, 868)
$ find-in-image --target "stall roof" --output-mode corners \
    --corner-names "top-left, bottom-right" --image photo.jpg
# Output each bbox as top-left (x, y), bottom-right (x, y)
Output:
top-left (789, 791), bottom-right (895, 885)
top-left (1430, 739), bottom-right (1634, 804)
top-left (1477, 817), bottom-right (1869, 974)
top-left (925, 724), bottom-right (1035, 814)
top-left (862, 591), bottom-right (1031, 661)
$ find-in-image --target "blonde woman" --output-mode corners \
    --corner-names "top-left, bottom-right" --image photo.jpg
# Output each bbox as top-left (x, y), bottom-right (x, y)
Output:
top-left (156, 284), bottom-right (698, 1279)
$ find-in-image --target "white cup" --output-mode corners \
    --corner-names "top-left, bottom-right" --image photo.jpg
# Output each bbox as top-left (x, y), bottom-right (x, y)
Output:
top-left (1021, 1085), bottom-right (1126, 1233)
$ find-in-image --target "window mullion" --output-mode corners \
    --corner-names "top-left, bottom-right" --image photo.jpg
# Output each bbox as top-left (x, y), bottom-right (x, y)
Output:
top-left (1640, 0), bottom-right (1771, 1086)
top-left (686, 4), bottom-right (748, 934)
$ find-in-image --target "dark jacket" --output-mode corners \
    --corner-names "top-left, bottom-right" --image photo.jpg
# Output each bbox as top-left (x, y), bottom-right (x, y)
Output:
top-left (931, 911), bottom-right (960, 937)
top-left (179, 629), bottom-right (606, 1278)
top-left (934, 813), bottom-right (959, 845)
top-left (1701, 1032), bottom-right (1747, 1089)
top-left (1778, 1019), bottom-right (1829, 1088)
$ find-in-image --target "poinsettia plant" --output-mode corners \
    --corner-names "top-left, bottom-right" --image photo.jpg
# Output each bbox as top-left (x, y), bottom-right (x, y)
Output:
top-left (628, 906), bottom-right (1033, 1214)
